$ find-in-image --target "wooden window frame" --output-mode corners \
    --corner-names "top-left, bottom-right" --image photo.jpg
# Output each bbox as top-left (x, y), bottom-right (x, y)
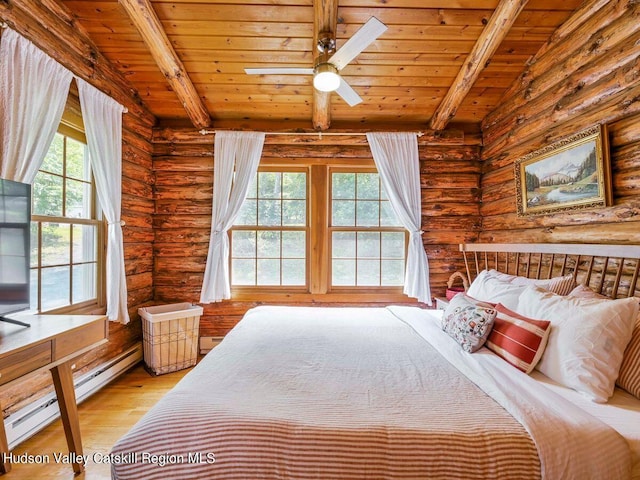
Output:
top-left (231, 159), bottom-right (413, 304)
top-left (31, 124), bottom-right (106, 316)
top-left (327, 167), bottom-right (407, 294)
top-left (230, 166), bottom-right (310, 294)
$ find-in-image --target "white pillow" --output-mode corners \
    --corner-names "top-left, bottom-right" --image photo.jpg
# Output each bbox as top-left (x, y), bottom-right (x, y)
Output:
top-left (517, 285), bottom-right (639, 402)
top-left (466, 270), bottom-right (528, 310)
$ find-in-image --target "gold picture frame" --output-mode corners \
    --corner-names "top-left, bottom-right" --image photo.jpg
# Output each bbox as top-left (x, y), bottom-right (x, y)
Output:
top-left (514, 124), bottom-right (612, 217)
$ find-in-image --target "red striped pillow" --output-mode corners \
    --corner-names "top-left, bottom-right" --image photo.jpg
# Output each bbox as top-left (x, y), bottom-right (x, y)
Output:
top-left (617, 316), bottom-right (640, 399)
top-left (486, 304), bottom-right (551, 374)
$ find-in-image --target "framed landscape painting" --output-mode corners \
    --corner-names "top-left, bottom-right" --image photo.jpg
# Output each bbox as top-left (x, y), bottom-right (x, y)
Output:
top-left (514, 124), bottom-right (612, 216)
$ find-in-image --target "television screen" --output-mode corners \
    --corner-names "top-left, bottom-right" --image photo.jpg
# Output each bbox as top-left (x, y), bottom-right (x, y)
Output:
top-left (0, 178), bottom-right (31, 320)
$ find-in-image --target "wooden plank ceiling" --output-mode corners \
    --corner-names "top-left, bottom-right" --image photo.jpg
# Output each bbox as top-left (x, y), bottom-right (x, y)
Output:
top-left (60, 0), bottom-right (582, 131)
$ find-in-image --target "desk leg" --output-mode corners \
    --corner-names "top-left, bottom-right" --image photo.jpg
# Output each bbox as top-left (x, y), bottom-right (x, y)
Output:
top-left (0, 403), bottom-right (11, 474)
top-left (50, 361), bottom-right (84, 474)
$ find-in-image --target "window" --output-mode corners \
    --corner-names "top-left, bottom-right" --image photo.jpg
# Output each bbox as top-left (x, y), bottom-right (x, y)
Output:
top-left (330, 171), bottom-right (405, 287)
top-left (231, 169), bottom-right (308, 287)
top-left (230, 163), bottom-right (407, 298)
top-left (30, 131), bottom-right (103, 313)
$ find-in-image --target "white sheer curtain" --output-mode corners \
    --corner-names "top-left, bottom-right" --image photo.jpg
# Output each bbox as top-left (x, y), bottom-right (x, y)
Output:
top-left (0, 28), bottom-right (73, 182)
top-left (200, 131), bottom-right (265, 303)
top-left (366, 132), bottom-right (432, 305)
top-left (77, 78), bottom-right (129, 323)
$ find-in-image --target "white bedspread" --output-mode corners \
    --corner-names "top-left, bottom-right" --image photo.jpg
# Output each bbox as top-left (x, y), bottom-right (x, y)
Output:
top-left (111, 305), bottom-right (633, 480)
top-left (389, 306), bottom-right (633, 480)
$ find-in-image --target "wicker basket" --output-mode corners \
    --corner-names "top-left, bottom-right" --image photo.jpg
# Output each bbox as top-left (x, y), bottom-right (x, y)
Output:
top-left (139, 303), bottom-right (203, 375)
top-left (446, 271), bottom-right (469, 300)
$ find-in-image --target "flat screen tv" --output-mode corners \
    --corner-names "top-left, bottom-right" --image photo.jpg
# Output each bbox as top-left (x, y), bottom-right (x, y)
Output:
top-left (0, 178), bottom-right (31, 327)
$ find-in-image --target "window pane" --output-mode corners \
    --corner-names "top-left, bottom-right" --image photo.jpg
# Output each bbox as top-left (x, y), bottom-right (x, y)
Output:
top-left (66, 178), bottom-right (92, 219)
top-left (282, 259), bottom-right (305, 285)
top-left (73, 224), bottom-right (97, 263)
top-left (259, 172), bottom-right (281, 199)
top-left (282, 199), bottom-right (306, 226)
top-left (332, 231), bottom-right (355, 258)
top-left (257, 230), bottom-right (280, 258)
top-left (73, 263), bottom-right (96, 303)
top-left (258, 199), bottom-right (281, 226)
top-left (257, 259), bottom-right (280, 285)
top-left (282, 231), bottom-right (305, 258)
top-left (41, 134), bottom-right (64, 175)
top-left (332, 259), bottom-right (355, 286)
top-left (356, 200), bottom-right (379, 227)
top-left (357, 173), bottom-right (379, 199)
top-left (382, 259), bottom-right (404, 286)
top-left (235, 199), bottom-right (257, 225)
top-left (332, 173), bottom-right (355, 199)
top-left (232, 230), bottom-right (256, 258)
top-left (41, 266), bottom-right (70, 310)
top-left (357, 232), bottom-right (380, 258)
top-left (357, 259), bottom-right (380, 286)
top-left (232, 259), bottom-right (255, 285)
top-left (332, 200), bottom-right (355, 226)
top-left (41, 223), bottom-right (70, 266)
top-left (282, 172), bottom-right (306, 199)
top-left (381, 232), bottom-right (405, 258)
top-left (66, 138), bottom-right (89, 181)
top-left (380, 200), bottom-right (401, 226)
top-left (32, 173), bottom-right (63, 216)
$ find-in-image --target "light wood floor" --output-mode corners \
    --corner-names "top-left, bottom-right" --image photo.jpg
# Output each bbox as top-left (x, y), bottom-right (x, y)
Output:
top-left (3, 363), bottom-right (191, 479)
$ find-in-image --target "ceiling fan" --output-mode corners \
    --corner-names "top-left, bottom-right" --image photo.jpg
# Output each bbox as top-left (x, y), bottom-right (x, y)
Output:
top-left (244, 17), bottom-right (387, 107)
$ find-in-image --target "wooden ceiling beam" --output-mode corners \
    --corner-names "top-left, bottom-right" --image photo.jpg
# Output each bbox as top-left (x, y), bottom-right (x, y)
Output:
top-left (312, 0), bottom-right (338, 131)
top-left (118, 0), bottom-right (211, 129)
top-left (429, 0), bottom-right (529, 131)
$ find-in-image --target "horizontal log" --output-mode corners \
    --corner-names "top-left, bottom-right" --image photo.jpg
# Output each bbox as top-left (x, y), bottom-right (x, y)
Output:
top-left (421, 173), bottom-right (479, 189)
top-left (481, 197), bottom-right (640, 230)
top-left (422, 202), bottom-right (480, 216)
top-left (122, 209), bottom-right (153, 229)
top-left (610, 111), bottom-right (640, 147)
top-left (155, 171), bottom-right (213, 186)
top-left (421, 188), bottom-right (481, 203)
top-left (479, 219), bottom-right (640, 245)
top-left (127, 286), bottom-right (154, 309)
top-left (123, 226), bottom-right (154, 244)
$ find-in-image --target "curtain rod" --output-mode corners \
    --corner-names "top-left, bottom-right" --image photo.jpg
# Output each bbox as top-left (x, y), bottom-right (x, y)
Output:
top-left (199, 129), bottom-right (424, 137)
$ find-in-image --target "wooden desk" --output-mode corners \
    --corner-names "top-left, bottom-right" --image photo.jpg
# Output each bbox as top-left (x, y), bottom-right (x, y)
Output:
top-left (0, 315), bottom-right (108, 474)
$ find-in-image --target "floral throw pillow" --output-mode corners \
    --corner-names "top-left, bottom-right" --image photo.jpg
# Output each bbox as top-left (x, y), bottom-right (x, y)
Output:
top-left (442, 293), bottom-right (497, 353)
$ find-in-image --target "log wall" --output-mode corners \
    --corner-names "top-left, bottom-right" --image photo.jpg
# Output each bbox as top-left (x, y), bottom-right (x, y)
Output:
top-left (480, 0), bottom-right (640, 244)
top-left (152, 128), bottom-right (481, 337)
top-left (0, 2), bottom-right (155, 415)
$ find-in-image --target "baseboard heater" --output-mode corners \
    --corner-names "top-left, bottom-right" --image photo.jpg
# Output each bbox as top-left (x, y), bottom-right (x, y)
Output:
top-left (4, 342), bottom-right (143, 450)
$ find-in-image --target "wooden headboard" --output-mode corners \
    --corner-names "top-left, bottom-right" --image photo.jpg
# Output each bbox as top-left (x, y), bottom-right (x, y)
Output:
top-left (459, 243), bottom-right (640, 300)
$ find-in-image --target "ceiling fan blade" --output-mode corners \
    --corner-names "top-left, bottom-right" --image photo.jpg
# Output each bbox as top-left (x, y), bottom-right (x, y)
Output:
top-left (328, 17), bottom-right (387, 71)
top-left (335, 78), bottom-right (363, 107)
top-left (244, 68), bottom-right (314, 75)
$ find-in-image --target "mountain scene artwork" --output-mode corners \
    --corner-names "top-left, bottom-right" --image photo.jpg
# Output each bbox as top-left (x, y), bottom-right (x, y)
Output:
top-left (524, 141), bottom-right (598, 208)
top-left (514, 125), bottom-right (611, 217)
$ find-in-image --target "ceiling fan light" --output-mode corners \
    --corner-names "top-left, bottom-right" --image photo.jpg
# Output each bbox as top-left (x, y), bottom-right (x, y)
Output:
top-left (313, 63), bottom-right (340, 92)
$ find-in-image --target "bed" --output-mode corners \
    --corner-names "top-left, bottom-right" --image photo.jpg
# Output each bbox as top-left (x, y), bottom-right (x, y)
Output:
top-left (111, 243), bottom-right (640, 480)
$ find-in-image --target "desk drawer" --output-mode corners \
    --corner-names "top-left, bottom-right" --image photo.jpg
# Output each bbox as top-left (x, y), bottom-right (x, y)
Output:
top-left (55, 319), bottom-right (107, 360)
top-left (0, 341), bottom-right (52, 385)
